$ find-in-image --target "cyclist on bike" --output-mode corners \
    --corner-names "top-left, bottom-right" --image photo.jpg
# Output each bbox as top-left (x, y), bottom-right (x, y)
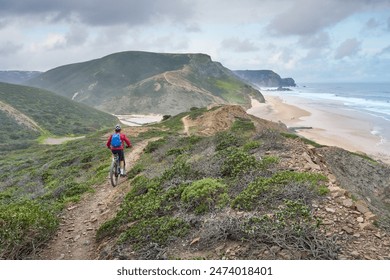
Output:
top-left (106, 124), bottom-right (131, 176)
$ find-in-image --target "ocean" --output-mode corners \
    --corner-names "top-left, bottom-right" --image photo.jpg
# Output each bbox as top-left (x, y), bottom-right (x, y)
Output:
top-left (265, 82), bottom-right (390, 151)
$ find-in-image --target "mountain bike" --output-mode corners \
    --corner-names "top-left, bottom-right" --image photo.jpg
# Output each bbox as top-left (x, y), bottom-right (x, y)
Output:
top-left (110, 154), bottom-right (121, 187)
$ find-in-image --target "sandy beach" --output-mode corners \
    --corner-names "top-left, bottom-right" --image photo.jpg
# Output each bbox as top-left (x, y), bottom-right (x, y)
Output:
top-left (247, 96), bottom-right (390, 164)
top-left (116, 114), bottom-right (163, 126)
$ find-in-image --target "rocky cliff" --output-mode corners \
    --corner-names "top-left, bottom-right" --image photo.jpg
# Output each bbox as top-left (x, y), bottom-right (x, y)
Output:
top-left (234, 70), bottom-right (296, 87)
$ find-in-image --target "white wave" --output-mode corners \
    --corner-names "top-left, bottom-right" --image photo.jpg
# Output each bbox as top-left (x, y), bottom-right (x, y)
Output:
top-left (288, 89), bottom-right (390, 119)
top-left (72, 92), bottom-right (79, 100)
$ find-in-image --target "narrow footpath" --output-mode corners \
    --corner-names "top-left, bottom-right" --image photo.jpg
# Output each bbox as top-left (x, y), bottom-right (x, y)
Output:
top-left (38, 139), bottom-right (152, 260)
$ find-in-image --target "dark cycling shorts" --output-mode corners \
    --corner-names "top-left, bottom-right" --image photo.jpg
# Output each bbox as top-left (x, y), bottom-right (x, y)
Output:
top-left (112, 149), bottom-right (125, 162)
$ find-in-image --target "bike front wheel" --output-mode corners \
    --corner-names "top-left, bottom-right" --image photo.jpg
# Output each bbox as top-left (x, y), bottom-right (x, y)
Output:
top-left (110, 160), bottom-right (119, 187)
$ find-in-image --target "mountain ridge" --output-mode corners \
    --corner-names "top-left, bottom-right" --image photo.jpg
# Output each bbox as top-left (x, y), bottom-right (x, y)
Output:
top-left (26, 51), bottom-right (264, 115)
top-left (0, 70), bottom-right (41, 84)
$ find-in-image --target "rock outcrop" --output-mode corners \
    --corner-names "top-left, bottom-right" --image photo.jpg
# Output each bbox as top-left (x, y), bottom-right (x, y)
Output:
top-left (234, 70), bottom-right (296, 87)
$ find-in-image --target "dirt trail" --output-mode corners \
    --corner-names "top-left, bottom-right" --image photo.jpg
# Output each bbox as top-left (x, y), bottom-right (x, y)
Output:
top-left (38, 139), bottom-right (152, 260)
top-left (181, 115), bottom-right (191, 136)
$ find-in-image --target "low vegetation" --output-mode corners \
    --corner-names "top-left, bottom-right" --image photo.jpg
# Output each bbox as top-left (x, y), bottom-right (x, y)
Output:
top-left (0, 129), bottom-right (118, 259)
top-left (4, 105), bottom-right (386, 260)
top-left (0, 82), bottom-right (117, 151)
top-left (97, 107), bottom-right (337, 260)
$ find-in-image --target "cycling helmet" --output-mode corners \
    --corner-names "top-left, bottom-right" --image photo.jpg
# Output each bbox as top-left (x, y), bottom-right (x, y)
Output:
top-left (115, 124), bottom-right (121, 131)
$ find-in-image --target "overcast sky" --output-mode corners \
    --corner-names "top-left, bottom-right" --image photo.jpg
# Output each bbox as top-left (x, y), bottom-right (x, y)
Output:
top-left (1, 0), bottom-right (390, 82)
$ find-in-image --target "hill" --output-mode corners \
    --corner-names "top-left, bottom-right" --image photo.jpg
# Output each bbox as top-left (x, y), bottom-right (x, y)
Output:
top-left (93, 107), bottom-right (390, 260)
top-left (0, 71), bottom-right (41, 84)
top-left (26, 51), bottom-right (264, 115)
top-left (1, 105), bottom-right (389, 260)
top-left (0, 82), bottom-right (118, 150)
top-left (234, 70), bottom-right (296, 87)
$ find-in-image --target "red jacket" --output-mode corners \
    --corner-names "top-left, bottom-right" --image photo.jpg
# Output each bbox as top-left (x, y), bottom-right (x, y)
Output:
top-left (106, 133), bottom-right (131, 150)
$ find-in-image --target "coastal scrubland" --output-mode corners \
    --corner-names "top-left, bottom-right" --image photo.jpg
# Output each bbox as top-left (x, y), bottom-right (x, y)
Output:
top-left (1, 106), bottom-right (389, 260)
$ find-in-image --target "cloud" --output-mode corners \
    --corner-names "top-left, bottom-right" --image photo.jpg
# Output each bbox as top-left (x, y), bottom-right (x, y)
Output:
top-left (388, 16), bottom-right (390, 31)
top-left (334, 38), bottom-right (361, 59)
top-left (267, 48), bottom-right (299, 70)
top-left (365, 18), bottom-right (380, 30)
top-left (381, 45), bottom-right (390, 53)
top-left (29, 33), bottom-right (67, 51)
top-left (298, 31), bottom-right (330, 49)
top-left (0, 41), bottom-right (23, 55)
top-left (65, 25), bottom-right (88, 46)
top-left (377, 45), bottom-right (390, 58)
top-left (266, 0), bottom-right (386, 36)
top-left (0, 20), bottom-right (7, 29)
top-left (221, 38), bottom-right (258, 52)
top-left (0, 0), bottom-right (194, 26)
top-left (185, 24), bottom-right (201, 33)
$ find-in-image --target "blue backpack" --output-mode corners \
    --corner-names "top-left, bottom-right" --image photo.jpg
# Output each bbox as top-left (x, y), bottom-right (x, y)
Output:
top-left (111, 133), bottom-right (122, 147)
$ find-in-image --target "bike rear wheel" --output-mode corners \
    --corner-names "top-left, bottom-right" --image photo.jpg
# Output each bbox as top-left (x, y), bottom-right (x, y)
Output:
top-left (110, 158), bottom-right (119, 187)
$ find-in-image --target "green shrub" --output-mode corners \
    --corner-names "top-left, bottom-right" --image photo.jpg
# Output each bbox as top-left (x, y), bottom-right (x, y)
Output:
top-left (166, 147), bottom-right (188, 157)
top-left (188, 107), bottom-right (208, 120)
top-left (161, 155), bottom-right (193, 181)
top-left (0, 201), bottom-right (58, 259)
top-left (179, 135), bottom-right (203, 145)
top-left (243, 140), bottom-right (261, 152)
top-left (221, 148), bottom-right (258, 177)
top-left (280, 132), bottom-right (299, 140)
top-left (275, 200), bottom-right (311, 222)
top-left (97, 178), bottom-right (187, 242)
top-left (144, 138), bottom-right (167, 153)
top-left (231, 117), bottom-right (255, 133)
top-left (127, 163), bottom-right (145, 179)
top-left (317, 185), bottom-right (330, 196)
top-left (118, 217), bottom-right (189, 248)
top-left (232, 171), bottom-right (327, 211)
top-left (181, 178), bottom-right (229, 214)
top-left (221, 148), bottom-right (278, 178)
top-left (122, 176), bottom-right (162, 220)
top-left (214, 132), bottom-right (242, 151)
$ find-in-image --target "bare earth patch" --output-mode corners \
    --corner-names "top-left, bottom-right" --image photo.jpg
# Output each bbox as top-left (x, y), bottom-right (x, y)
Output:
top-left (43, 136), bottom-right (85, 145)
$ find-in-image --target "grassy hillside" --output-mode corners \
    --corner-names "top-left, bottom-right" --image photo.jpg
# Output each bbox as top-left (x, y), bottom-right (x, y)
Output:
top-left (0, 130), bottom-right (116, 259)
top-left (0, 82), bottom-right (118, 150)
top-left (26, 51), bottom-right (264, 115)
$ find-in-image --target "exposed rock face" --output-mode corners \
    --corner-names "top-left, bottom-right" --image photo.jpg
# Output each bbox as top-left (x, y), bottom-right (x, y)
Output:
top-left (234, 70), bottom-right (296, 87)
top-left (318, 147), bottom-right (390, 228)
top-left (281, 77), bottom-right (296, 87)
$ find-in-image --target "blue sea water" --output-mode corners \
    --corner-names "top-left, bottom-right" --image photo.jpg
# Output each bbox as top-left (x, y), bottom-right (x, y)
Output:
top-left (281, 83), bottom-right (390, 148)
top-left (295, 83), bottom-right (390, 121)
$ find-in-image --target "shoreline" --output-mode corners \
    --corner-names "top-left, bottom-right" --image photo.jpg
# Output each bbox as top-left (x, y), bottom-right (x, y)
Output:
top-left (247, 96), bottom-right (390, 164)
top-left (115, 114), bottom-right (163, 126)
